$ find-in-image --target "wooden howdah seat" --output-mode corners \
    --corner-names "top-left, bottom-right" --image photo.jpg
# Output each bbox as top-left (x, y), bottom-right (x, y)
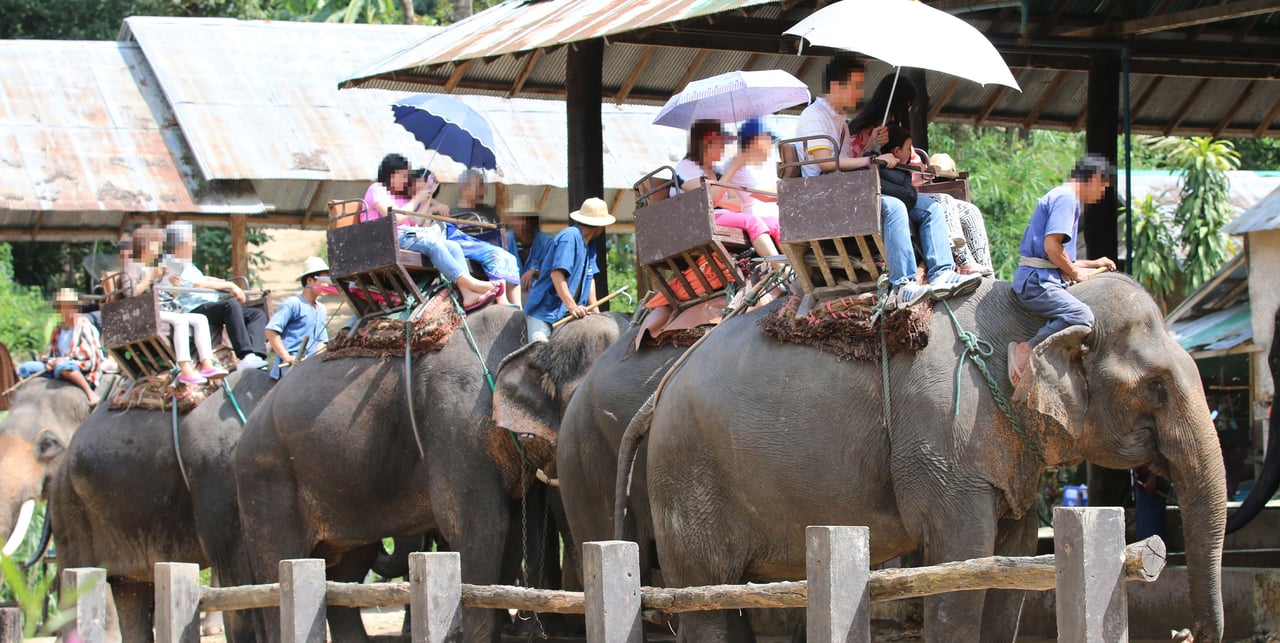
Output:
top-left (917, 171), bottom-right (972, 203)
top-left (632, 166), bottom-right (751, 311)
top-left (776, 135), bottom-right (886, 298)
top-left (101, 290), bottom-right (177, 380)
top-left (327, 199), bottom-right (440, 328)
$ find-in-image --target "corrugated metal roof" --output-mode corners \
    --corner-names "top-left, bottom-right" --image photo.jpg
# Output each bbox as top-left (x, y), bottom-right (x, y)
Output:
top-left (1168, 302), bottom-right (1254, 354)
top-left (1225, 186), bottom-right (1280, 235)
top-left (341, 0), bottom-right (1280, 138)
top-left (118, 17), bottom-right (798, 223)
top-left (0, 40), bottom-right (263, 240)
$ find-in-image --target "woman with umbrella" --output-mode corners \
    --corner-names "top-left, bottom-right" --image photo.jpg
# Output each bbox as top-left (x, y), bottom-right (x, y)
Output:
top-left (363, 153), bottom-right (503, 311)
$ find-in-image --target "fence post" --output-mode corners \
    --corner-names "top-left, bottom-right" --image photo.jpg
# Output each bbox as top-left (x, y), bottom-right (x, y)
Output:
top-left (0, 606), bottom-right (21, 643)
top-left (806, 526), bottom-right (871, 643)
top-left (61, 567), bottom-right (107, 643)
top-left (155, 562), bottom-right (202, 643)
top-left (409, 551), bottom-right (462, 643)
top-left (583, 540), bottom-right (642, 643)
top-left (279, 559), bottom-right (326, 643)
top-left (1054, 506), bottom-right (1128, 643)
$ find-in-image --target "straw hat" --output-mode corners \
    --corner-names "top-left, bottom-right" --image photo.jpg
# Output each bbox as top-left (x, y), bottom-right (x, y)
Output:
top-left (299, 256), bottom-right (330, 281)
top-left (929, 152), bottom-right (959, 179)
top-left (569, 197), bottom-right (616, 227)
top-left (54, 288), bottom-right (79, 307)
top-left (509, 193), bottom-right (540, 217)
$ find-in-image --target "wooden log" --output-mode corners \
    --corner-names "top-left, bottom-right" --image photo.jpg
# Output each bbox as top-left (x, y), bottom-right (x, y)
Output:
top-left (230, 214), bottom-right (248, 279)
top-left (279, 559), bottom-right (325, 643)
top-left (155, 562), bottom-right (202, 643)
top-left (201, 583), bottom-right (281, 611)
top-left (807, 525), bottom-right (870, 643)
top-left (0, 606), bottom-right (22, 643)
top-left (584, 541), bottom-right (642, 643)
top-left (410, 552), bottom-right (461, 643)
top-left (62, 567), bottom-right (107, 643)
top-left (1054, 506), bottom-right (1129, 643)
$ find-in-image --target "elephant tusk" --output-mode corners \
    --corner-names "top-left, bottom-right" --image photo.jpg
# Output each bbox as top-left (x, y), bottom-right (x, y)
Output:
top-left (535, 469), bottom-right (560, 487)
top-left (3, 499), bottom-right (36, 557)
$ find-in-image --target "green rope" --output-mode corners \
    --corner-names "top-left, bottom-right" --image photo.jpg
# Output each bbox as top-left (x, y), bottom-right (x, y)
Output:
top-left (221, 378), bottom-right (248, 427)
top-left (940, 300), bottom-right (1044, 467)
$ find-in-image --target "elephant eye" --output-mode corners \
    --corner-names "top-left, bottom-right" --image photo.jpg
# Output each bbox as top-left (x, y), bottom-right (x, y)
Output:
top-left (1144, 378), bottom-right (1169, 406)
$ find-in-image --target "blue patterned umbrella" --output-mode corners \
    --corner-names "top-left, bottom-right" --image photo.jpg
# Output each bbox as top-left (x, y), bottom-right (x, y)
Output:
top-left (391, 94), bottom-right (498, 170)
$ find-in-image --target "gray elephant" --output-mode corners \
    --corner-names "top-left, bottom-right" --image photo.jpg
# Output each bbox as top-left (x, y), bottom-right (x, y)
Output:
top-left (620, 274), bottom-right (1227, 642)
top-left (234, 304), bottom-right (535, 642)
top-left (0, 377), bottom-right (97, 560)
top-left (48, 368), bottom-right (274, 642)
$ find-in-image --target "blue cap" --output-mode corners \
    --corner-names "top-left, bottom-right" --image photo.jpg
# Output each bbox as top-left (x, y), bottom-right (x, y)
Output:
top-left (738, 118), bottom-right (774, 142)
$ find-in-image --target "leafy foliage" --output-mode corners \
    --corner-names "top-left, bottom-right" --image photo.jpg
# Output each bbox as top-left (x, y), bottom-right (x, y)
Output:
top-left (1125, 194), bottom-right (1180, 307)
top-left (1227, 137), bottom-right (1280, 171)
top-left (0, 244), bottom-right (57, 360)
top-left (605, 233), bottom-right (637, 314)
top-left (193, 227), bottom-right (270, 285)
top-left (1148, 136), bottom-right (1239, 293)
top-left (928, 125), bottom-right (1084, 279)
top-left (0, 504), bottom-right (73, 637)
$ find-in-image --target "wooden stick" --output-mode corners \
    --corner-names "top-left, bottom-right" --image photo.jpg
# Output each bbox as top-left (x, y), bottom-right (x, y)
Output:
top-left (389, 207), bottom-right (499, 230)
top-left (552, 287), bottom-right (629, 329)
top-left (1, 371), bottom-right (46, 397)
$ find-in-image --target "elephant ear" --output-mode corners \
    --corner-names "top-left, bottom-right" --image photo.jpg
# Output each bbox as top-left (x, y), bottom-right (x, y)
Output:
top-left (1014, 324), bottom-right (1092, 449)
top-left (493, 339), bottom-right (558, 446)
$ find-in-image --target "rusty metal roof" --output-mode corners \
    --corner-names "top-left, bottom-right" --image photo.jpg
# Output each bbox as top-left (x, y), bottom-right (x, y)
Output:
top-left (1225, 186), bottom-right (1280, 234)
top-left (342, 0), bottom-right (1280, 138)
top-left (0, 40), bottom-right (263, 241)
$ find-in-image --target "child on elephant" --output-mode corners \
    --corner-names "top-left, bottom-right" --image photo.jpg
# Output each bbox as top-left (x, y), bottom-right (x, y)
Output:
top-left (16, 289), bottom-right (103, 405)
top-left (1008, 154), bottom-right (1118, 387)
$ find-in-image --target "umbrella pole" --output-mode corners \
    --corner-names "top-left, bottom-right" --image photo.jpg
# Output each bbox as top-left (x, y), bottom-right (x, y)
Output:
top-left (881, 66), bottom-right (902, 128)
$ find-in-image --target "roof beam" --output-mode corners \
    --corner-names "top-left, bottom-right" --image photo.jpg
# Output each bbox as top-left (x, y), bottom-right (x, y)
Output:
top-left (301, 180), bottom-right (328, 229)
top-left (674, 49), bottom-right (711, 93)
top-left (928, 78), bottom-right (961, 122)
top-left (1164, 77), bottom-right (1212, 135)
top-left (1254, 100), bottom-right (1280, 138)
top-left (1213, 80), bottom-right (1257, 136)
top-left (508, 47), bottom-right (543, 98)
top-left (614, 46), bottom-right (656, 105)
top-left (442, 59), bottom-right (472, 94)
top-left (974, 84), bottom-right (1011, 126)
top-left (1022, 70), bottom-right (1069, 129)
top-left (1130, 76), bottom-right (1164, 122)
top-left (1060, 0), bottom-right (1280, 38)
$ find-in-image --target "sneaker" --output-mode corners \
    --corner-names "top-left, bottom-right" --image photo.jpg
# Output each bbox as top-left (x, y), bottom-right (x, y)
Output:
top-left (929, 269), bottom-right (983, 299)
top-left (237, 354), bottom-right (269, 370)
top-left (885, 282), bottom-right (930, 311)
top-left (200, 366), bottom-right (229, 379)
top-left (177, 372), bottom-right (208, 385)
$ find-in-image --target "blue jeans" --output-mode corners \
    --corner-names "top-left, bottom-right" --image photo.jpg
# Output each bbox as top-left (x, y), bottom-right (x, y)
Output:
top-left (525, 315), bottom-right (553, 343)
top-left (18, 359), bottom-right (79, 379)
top-left (1013, 267), bottom-right (1095, 347)
top-left (398, 228), bottom-right (469, 282)
top-left (880, 196), bottom-right (955, 285)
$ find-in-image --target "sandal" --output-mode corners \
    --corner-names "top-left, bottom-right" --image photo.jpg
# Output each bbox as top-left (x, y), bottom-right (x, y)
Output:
top-left (463, 282), bottom-right (504, 313)
top-left (1008, 342), bottom-right (1026, 388)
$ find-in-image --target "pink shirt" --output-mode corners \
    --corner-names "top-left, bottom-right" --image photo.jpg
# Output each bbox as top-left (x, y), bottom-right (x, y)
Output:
top-left (362, 183), bottom-right (411, 224)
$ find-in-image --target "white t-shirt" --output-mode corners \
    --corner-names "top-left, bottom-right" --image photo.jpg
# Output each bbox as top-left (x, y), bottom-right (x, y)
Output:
top-left (724, 164), bottom-right (779, 217)
top-left (670, 158), bottom-right (709, 197)
top-left (794, 97), bottom-right (849, 178)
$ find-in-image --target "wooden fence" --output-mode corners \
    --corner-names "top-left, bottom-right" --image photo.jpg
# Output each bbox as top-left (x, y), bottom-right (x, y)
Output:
top-left (0, 507), bottom-right (1167, 642)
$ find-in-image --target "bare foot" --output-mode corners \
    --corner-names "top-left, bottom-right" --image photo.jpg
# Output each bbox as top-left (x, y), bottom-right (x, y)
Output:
top-left (85, 390), bottom-right (100, 406)
top-left (459, 289), bottom-right (488, 309)
top-left (457, 275), bottom-right (498, 296)
top-left (1010, 341), bottom-right (1031, 387)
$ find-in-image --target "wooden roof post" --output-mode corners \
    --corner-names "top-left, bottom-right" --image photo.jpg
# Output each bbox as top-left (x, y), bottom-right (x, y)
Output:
top-left (230, 214), bottom-right (248, 280)
top-left (567, 37), bottom-right (609, 308)
top-left (1084, 50), bottom-right (1120, 266)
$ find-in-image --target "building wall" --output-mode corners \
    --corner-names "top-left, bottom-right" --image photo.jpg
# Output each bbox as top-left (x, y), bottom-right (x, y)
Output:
top-left (1249, 230), bottom-right (1280, 446)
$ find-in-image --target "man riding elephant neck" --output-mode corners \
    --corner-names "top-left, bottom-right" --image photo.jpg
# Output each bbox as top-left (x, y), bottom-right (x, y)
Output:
top-left (264, 256), bottom-right (334, 380)
top-left (522, 198), bottom-right (615, 343)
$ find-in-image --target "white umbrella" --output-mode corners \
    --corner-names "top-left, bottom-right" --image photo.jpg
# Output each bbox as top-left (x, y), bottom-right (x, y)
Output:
top-left (653, 69), bottom-right (811, 129)
top-left (784, 0), bottom-right (1021, 92)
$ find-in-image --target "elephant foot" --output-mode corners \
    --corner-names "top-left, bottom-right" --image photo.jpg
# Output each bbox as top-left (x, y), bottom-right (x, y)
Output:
top-left (201, 610), bottom-right (225, 636)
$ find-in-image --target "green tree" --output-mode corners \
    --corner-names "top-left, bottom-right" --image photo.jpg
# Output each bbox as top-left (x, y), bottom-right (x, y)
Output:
top-left (1125, 194), bottom-right (1180, 309)
top-left (0, 243), bottom-right (57, 360)
top-left (1148, 136), bottom-right (1239, 293)
top-left (1228, 137), bottom-right (1280, 171)
top-left (605, 232), bottom-right (637, 314)
top-left (194, 227), bottom-right (269, 285)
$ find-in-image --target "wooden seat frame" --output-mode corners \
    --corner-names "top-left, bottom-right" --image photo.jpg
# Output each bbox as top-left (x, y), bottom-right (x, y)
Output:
top-left (327, 210), bottom-right (438, 330)
top-left (776, 135), bottom-right (887, 297)
top-left (101, 289), bottom-right (177, 380)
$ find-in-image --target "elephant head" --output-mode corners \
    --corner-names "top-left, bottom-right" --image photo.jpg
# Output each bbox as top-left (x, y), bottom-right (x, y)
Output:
top-left (1015, 273), bottom-right (1225, 642)
top-left (0, 379), bottom-right (92, 556)
top-left (493, 314), bottom-right (630, 465)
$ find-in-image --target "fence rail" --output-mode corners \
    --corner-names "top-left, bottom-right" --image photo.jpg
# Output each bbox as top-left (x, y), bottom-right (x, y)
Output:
top-left (5, 507), bottom-right (1163, 643)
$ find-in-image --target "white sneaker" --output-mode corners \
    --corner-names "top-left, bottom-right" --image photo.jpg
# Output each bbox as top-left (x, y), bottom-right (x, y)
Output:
top-left (929, 270), bottom-right (983, 299)
top-left (885, 282), bottom-right (930, 311)
top-left (237, 354), bottom-right (269, 370)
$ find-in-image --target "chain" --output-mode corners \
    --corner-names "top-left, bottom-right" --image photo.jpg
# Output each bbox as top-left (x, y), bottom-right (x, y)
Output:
top-left (940, 300), bottom-right (1044, 467)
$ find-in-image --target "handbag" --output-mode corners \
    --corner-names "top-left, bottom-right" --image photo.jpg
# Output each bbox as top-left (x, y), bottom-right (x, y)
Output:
top-left (878, 166), bottom-right (918, 211)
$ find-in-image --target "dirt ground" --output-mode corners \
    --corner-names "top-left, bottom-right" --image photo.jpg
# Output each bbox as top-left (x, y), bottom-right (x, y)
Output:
top-left (251, 227), bottom-right (347, 331)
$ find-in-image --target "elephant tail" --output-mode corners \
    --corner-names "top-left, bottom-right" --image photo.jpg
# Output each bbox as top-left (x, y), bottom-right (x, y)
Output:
top-left (614, 392), bottom-right (656, 541)
top-left (20, 501), bottom-right (52, 570)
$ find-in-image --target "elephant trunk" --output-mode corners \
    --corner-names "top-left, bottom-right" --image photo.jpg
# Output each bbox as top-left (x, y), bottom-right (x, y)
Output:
top-left (1226, 387), bottom-right (1278, 533)
top-left (1163, 408), bottom-right (1227, 642)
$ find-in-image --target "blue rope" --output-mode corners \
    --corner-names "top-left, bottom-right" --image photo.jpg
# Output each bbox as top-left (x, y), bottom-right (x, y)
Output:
top-left (940, 300), bottom-right (1044, 467)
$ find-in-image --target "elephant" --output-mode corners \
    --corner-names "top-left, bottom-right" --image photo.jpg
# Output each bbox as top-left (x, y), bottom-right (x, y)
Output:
top-left (48, 368), bottom-right (275, 642)
top-left (233, 304), bottom-right (535, 642)
top-left (619, 274), bottom-right (1227, 642)
top-left (0, 377), bottom-right (97, 561)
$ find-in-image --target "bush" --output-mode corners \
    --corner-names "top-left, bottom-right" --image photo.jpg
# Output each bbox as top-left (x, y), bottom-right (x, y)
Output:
top-left (0, 243), bottom-right (56, 360)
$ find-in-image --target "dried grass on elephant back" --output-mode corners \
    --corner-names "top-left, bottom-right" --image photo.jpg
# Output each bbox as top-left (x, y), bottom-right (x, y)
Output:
top-left (324, 290), bottom-right (462, 360)
top-left (760, 295), bottom-right (932, 361)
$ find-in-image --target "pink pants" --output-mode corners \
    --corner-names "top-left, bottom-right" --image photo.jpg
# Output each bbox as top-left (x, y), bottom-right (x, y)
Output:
top-left (714, 209), bottom-right (780, 245)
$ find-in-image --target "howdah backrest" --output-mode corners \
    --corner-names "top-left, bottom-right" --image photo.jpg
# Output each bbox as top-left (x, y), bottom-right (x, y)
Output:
top-left (328, 213), bottom-right (400, 279)
top-left (917, 172), bottom-right (972, 203)
top-left (633, 166), bottom-right (676, 209)
top-left (328, 199), bottom-right (367, 229)
top-left (101, 289), bottom-right (176, 380)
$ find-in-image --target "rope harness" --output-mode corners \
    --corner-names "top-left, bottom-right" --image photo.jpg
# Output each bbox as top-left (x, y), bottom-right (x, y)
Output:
top-left (939, 300), bottom-right (1044, 467)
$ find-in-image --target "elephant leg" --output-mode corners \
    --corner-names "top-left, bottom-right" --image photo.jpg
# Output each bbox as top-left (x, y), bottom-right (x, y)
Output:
top-left (658, 518), bottom-right (755, 643)
top-left (919, 500), bottom-right (998, 643)
top-left (325, 545), bottom-right (378, 643)
top-left (110, 578), bottom-right (155, 643)
top-left (238, 473), bottom-right (312, 643)
top-left (979, 512), bottom-right (1039, 642)
top-left (432, 477), bottom-right (509, 643)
